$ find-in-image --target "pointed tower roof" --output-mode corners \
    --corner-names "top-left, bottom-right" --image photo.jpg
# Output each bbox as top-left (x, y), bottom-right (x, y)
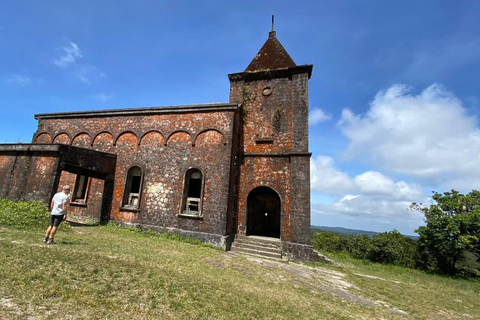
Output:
top-left (245, 31), bottom-right (297, 72)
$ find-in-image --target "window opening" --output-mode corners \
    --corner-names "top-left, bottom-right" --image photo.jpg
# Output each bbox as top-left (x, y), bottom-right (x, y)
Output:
top-left (122, 166), bottom-right (143, 209)
top-left (182, 169), bottom-right (203, 216)
top-left (72, 174), bottom-right (89, 204)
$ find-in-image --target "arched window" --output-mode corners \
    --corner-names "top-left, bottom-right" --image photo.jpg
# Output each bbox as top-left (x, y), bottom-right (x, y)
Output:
top-left (181, 168), bottom-right (204, 216)
top-left (122, 166), bottom-right (143, 209)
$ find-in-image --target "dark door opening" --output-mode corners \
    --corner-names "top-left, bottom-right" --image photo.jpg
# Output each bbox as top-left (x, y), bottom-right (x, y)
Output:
top-left (246, 187), bottom-right (281, 238)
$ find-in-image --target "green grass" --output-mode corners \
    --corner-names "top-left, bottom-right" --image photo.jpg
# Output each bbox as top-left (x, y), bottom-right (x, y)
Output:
top-left (1, 199), bottom-right (480, 319)
top-left (1, 226), bottom-right (479, 319)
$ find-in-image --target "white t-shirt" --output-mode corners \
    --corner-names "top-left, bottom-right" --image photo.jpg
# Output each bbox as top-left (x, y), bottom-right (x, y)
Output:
top-left (51, 192), bottom-right (69, 215)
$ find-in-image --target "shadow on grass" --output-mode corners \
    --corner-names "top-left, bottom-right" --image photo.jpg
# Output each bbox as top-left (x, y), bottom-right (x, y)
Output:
top-left (66, 220), bottom-right (99, 227)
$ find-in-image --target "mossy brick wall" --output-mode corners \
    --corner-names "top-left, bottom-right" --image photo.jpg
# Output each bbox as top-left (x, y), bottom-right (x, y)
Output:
top-left (34, 110), bottom-right (236, 236)
top-left (0, 151), bottom-right (59, 204)
top-left (229, 71), bottom-right (311, 243)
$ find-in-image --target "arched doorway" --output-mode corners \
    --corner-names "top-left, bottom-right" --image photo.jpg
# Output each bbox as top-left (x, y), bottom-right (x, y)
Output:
top-left (246, 187), bottom-right (281, 238)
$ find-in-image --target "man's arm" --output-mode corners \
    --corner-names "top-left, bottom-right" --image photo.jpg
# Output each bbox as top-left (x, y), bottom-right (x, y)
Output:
top-left (62, 199), bottom-right (68, 220)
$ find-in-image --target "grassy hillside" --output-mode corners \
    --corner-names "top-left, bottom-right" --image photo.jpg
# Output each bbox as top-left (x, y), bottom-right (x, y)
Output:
top-left (312, 225), bottom-right (381, 237)
top-left (311, 225), bottom-right (418, 239)
top-left (1, 224), bottom-right (480, 319)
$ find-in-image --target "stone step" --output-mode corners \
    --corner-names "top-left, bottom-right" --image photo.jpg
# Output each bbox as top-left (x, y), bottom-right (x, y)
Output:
top-left (235, 235), bottom-right (281, 246)
top-left (234, 239), bottom-right (281, 250)
top-left (230, 246), bottom-right (283, 260)
top-left (230, 235), bottom-right (285, 261)
top-left (233, 241), bottom-right (281, 254)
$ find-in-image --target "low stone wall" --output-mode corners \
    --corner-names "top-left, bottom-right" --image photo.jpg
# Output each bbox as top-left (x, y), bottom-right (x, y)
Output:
top-left (116, 222), bottom-right (234, 250)
top-left (282, 241), bottom-right (332, 263)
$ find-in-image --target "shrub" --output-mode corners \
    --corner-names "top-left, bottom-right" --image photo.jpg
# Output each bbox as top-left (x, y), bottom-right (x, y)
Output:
top-left (0, 198), bottom-right (70, 231)
top-left (312, 231), bottom-right (344, 253)
top-left (365, 230), bottom-right (417, 268)
top-left (312, 229), bottom-right (418, 268)
top-left (344, 235), bottom-right (370, 259)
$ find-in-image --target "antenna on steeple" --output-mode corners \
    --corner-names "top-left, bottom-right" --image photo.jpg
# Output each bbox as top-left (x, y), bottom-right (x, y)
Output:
top-left (269, 15), bottom-right (276, 38)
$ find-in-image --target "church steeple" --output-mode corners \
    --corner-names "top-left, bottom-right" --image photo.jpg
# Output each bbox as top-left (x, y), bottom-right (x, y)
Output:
top-left (244, 25), bottom-right (297, 72)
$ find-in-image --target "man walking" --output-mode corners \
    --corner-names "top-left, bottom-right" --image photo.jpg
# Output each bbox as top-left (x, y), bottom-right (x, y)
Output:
top-left (44, 185), bottom-right (70, 244)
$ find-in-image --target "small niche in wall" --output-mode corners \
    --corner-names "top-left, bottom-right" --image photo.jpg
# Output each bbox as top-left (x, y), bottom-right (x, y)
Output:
top-left (256, 138), bottom-right (274, 144)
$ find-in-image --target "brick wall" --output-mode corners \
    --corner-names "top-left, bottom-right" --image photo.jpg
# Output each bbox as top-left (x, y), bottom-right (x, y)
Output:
top-left (0, 153), bottom-right (58, 203)
top-left (229, 67), bottom-right (311, 244)
top-left (34, 106), bottom-right (238, 236)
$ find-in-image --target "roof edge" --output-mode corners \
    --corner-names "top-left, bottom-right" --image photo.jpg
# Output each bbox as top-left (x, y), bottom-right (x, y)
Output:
top-left (229, 64), bottom-right (313, 82)
top-left (35, 103), bottom-right (240, 120)
top-left (0, 143), bottom-right (116, 157)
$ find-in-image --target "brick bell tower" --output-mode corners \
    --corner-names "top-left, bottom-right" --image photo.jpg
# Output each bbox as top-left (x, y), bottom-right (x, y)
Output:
top-left (228, 25), bottom-right (314, 260)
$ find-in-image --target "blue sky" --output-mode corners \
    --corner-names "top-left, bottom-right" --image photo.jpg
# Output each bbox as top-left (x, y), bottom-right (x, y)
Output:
top-left (1, 1), bottom-right (480, 235)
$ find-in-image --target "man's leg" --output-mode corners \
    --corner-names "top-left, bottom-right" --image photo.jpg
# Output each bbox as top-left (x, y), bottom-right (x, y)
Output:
top-left (45, 226), bottom-right (52, 238)
top-left (47, 215), bottom-right (63, 243)
top-left (49, 226), bottom-right (58, 240)
top-left (44, 217), bottom-right (54, 242)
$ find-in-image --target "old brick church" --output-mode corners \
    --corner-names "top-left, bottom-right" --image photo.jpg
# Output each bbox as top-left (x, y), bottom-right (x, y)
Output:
top-left (0, 29), bottom-right (315, 260)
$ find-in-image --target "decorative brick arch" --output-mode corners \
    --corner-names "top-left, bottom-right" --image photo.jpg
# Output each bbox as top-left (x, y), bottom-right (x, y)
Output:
top-left (166, 130), bottom-right (194, 147)
top-left (114, 131), bottom-right (139, 146)
top-left (52, 132), bottom-right (71, 145)
top-left (194, 128), bottom-right (227, 147)
top-left (34, 132), bottom-right (52, 143)
top-left (92, 131), bottom-right (115, 152)
top-left (139, 130), bottom-right (165, 146)
top-left (92, 131), bottom-right (114, 145)
top-left (71, 132), bottom-right (92, 148)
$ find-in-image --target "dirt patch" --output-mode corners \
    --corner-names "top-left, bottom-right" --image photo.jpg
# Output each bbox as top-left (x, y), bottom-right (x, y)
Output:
top-left (242, 256), bottom-right (411, 317)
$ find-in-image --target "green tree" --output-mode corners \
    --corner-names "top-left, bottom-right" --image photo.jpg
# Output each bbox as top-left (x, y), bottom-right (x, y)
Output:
top-left (412, 190), bottom-right (480, 275)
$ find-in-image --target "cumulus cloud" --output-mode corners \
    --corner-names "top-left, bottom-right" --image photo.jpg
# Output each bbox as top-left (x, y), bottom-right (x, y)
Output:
top-left (311, 156), bottom-right (355, 194)
top-left (309, 108), bottom-right (332, 125)
top-left (54, 42), bottom-right (83, 67)
top-left (311, 156), bottom-right (423, 199)
top-left (310, 155), bottom-right (425, 233)
top-left (4, 75), bottom-right (31, 86)
top-left (337, 84), bottom-right (480, 190)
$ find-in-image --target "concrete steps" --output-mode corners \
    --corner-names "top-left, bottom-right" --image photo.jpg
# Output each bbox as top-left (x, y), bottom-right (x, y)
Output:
top-left (230, 235), bottom-right (287, 261)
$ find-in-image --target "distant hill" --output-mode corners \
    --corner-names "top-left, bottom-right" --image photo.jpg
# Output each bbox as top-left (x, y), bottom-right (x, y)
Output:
top-left (311, 225), bottom-right (418, 240)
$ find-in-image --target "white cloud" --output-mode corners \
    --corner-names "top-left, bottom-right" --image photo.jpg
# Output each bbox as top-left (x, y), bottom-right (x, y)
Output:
top-left (337, 84), bottom-right (480, 190)
top-left (311, 156), bottom-right (423, 199)
top-left (310, 155), bottom-right (425, 234)
top-left (309, 108), bottom-right (332, 125)
top-left (53, 41), bottom-right (106, 84)
top-left (91, 92), bottom-right (113, 102)
top-left (312, 195), bottom-right (424, 234)
top-left (311, 156), bottom-right (355, 194)
top-left (354, 171), bottom-right (395, 195)
top-left (54, 42), bottom-right (83, 67)
top-left (4, 75), bottom-right (31, 86)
